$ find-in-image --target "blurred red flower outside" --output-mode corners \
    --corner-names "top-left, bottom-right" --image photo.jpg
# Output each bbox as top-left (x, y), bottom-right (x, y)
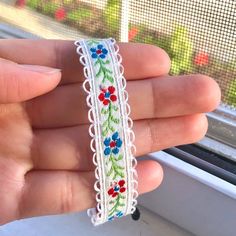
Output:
top-left (55, 7), bottom-right (67, 21)
top-left (194, 51), bottom-right (209, 66)
top-left (128, 27), bottom-right (139, 41)
top-left (15, 0), bottom-right (26, 8)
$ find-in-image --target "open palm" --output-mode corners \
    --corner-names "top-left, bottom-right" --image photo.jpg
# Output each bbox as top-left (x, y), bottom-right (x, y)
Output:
top-left (0, 39), bottom-right (220, 225)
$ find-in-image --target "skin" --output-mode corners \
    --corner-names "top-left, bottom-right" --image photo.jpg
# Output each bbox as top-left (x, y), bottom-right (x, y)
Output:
top-left (0, 39), bottom-right (221, 225)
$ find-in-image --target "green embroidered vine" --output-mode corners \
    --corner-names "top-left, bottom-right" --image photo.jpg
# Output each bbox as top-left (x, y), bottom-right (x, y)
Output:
top-left (95, 58), bottom-right (114, 83)
top-left (106, 153), bottom-right (124, 179)
top-left (108, 194), bottom-right (125, 217)
top-left (87, 39), bottom-right (100, 46)
top-left (101, 102), bottom-right (120, 137)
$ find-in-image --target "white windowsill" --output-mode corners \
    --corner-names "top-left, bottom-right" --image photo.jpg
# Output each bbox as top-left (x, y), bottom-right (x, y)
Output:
top-left (139, 151), bottom-right (236, 236)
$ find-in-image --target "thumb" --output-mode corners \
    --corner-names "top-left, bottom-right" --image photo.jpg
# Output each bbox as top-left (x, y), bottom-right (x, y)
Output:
top-left (0, 59), bottom-right (61, 103)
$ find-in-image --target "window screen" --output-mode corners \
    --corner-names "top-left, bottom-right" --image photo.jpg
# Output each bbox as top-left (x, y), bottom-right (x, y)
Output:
top-left (0, 0), bottom-right (235, 108)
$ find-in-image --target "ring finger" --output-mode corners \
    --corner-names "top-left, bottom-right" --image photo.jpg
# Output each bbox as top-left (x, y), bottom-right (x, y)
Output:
top-left (31, 113), bottom-right (208, 171)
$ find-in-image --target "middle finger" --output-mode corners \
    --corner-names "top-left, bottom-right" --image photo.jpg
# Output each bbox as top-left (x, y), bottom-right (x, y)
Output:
top-left (26, 74), bottom-right (219, 128)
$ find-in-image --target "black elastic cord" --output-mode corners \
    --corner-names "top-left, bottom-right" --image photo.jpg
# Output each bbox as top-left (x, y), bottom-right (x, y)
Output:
top-left (131, 207), bottom-right (141, 221)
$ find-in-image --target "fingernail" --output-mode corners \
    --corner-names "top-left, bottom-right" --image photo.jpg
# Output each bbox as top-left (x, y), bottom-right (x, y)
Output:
top-left (18, 64), bottom-right (61, 74)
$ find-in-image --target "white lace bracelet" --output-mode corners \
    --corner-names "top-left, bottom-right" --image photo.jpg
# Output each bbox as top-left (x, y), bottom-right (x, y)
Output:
top-left (75, 38), bottom-right (138, 226)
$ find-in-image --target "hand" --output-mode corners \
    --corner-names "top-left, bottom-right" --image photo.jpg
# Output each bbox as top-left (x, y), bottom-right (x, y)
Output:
top-left (0, 39), bottom-right (221, 225)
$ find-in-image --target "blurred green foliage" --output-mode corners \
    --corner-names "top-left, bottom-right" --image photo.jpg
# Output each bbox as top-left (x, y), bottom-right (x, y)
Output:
top-left (170, 25), bottom-right (193, 75)
top-left (135, 24), bottom-right (193, 75)
top-left (226, 79), bottom-right (236, 106)
top-left (67, 8), bottom-right (92, 22)
top-left (103, 0), bottom-right (121, 37)
top-left (27, 0), bottom-right (56, 15)
top-left (41, 2), bottom-right (57, 15)
top-left (27, 0), bottom-right (40, 8)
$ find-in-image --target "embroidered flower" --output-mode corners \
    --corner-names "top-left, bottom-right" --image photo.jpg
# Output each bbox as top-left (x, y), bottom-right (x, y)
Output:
top-left (104, 132), bottom-right (122, 155)
top-left (90, 44), bottom-right (108, 59)
top-left (108, 215), bottom-right (115, 221)
top-left (98, 86), bottom-right (117, 105)
top-left (108, 180), bottom-right (126, 198)
top-left (116, 211), bottom-right (123, 218)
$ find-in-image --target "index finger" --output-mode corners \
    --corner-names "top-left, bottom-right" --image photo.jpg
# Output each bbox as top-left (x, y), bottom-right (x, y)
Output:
top-left (0, 39), bottom-right (170, 85)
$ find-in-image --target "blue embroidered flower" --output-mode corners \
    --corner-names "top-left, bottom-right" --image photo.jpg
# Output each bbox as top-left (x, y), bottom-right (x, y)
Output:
top-left (116, 211), bottom-right (123, 218)
top-left (90, 44), bottom-right (108, 59)
top-left (108, 215), bottom-right (115, 221)
top-left (103, 132), bottom-right (122, 156)
top-left (108, 211), bottom-right (124, 221)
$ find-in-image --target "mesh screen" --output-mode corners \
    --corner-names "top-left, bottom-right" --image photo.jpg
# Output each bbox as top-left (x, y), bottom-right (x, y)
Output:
top-left (0, 0), bottom-right (235, 107)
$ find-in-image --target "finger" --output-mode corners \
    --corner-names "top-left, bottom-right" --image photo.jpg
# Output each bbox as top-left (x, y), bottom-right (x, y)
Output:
top-left (31, 114), bottom-right (208, 171)
top-left (0, 58), bottom-right (61, 103)
top-left (18, 160), bottom-right (163, 220)
top-left (26, 74), bottom-right (220, 128)
top-left (0, 39), bottom-right (170, 85)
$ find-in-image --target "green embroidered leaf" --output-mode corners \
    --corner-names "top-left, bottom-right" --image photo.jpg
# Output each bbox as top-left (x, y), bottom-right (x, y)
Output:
top-left (117, 154), bottom-right (123, 161)
top-left (105, 59), bottom-right (110, 64)
top-left (108, 125), bottom-right (115, 132)
top-left (116, 165), bottom-right (125, 170)
top-left (107, 167), bottom-right (113, 177)
top-left (101, 107), bottom-right (109, 115)
top-left (118, 203), bottom-right (125, 207)
top-left (120, 172), bottom-right (125, 178)
top-left (113, 171), bottom-right (124, 180)
top-left (106, 75), bottom-right (114, 83)
top-left (102, 128), bottom-right (109, 137)
top-left (113, 173), bottom-right (118, 180)
top-left (110, 116), bottom-right (120, 124)
top-left (98, 59), bottom-right (105, 65)
top-left (102, 119), bottom-right (109, 127)
top-left (95, 66), bottom-right (102, 77)
top-left (104, 67), bottom-right (113, 74)
top-left (88, 39), bottom-right (100, 46)
top-left (94, 59), bottom-right (100, 66)
top-left (120, 195), bottom-right (126, 199)
top-left (112, 105), bottom-right (119, 111)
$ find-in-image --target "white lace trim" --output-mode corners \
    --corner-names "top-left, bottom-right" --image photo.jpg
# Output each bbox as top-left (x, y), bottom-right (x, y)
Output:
top-left (75, 38), bottom-right (138, 226)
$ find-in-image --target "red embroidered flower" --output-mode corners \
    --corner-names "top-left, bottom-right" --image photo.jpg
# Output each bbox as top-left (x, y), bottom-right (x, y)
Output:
top-left (108, 180), bottom-right (126, 198)
top-left (128, 27), bottom-right (139, 41)
top-left (98, 86), bottom-right (117, 105)
top-left (194, 51), bottom-right (209, 66)
top-left (55, 7), bottom-right (66, 21)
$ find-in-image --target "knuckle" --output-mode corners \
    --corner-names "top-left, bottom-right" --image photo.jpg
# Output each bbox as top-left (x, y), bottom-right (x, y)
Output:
top-left (53, 40), bottom-right (63, 70)
top-left (25, 99), bottom-right (44, 128)
top-left (146, 119), bottom-right (160, 152)
top-left (60, 172), bottom-right (74, 213)
top-left (150, 79), bottom-right (158, 118)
